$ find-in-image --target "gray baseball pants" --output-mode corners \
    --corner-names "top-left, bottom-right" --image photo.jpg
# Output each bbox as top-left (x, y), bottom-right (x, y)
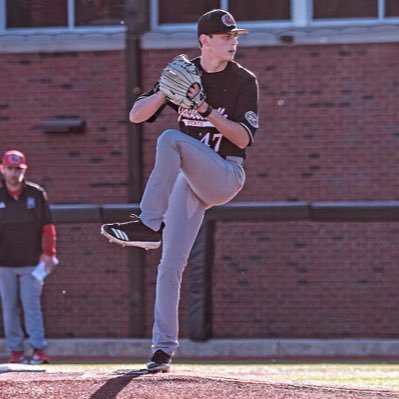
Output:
top-left (140, 129), bottom-right (246, 356)
top-left (0, 266), bottom-right (47, 352)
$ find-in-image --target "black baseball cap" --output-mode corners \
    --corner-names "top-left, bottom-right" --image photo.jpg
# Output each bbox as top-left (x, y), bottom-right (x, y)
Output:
top-left (197, 9), bottom-right (250, 36)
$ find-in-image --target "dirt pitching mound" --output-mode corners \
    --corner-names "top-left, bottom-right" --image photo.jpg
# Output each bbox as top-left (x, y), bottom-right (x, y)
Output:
top-left (0, 370), bottom-right (398, 399)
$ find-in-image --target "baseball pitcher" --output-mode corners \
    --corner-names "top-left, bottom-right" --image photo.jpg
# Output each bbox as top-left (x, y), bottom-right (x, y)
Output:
top-left (101, 9), bottom-right (259, 373)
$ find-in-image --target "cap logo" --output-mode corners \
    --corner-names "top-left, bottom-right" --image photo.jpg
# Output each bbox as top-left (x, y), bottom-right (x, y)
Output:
top-left (221, 13), bottom-right (235, 28)
top-left (9, 154), bottom-right (22, 165)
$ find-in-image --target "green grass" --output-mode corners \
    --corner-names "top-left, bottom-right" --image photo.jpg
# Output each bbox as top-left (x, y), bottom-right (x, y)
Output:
top-left (42, 360), bottom-right (399, 390)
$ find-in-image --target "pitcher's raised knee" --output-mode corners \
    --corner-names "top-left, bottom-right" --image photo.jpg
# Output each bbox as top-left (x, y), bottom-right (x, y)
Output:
top-left (157, 129), bottom-right (183, 148)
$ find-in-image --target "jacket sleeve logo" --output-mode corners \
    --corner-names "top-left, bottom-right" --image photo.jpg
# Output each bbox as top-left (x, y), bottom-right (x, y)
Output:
top-left (245, 111), bottom-right (259, 128)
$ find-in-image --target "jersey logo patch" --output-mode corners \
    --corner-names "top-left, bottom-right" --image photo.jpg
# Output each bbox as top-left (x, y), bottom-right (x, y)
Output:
top-left (245, 111), bottom-right (259, 128)
top-left (27, 197), bottom-right (36, 209)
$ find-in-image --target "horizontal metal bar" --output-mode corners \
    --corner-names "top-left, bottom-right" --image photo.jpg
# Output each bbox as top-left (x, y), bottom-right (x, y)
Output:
top-left (310, 201), bottom-right (399, 221)
top-left (51, 204), bottom-right (101, 223)
top-left (206, 201), bottom-right (310, 221)
top-left (50, 201), bottom-right (399, 223)
top-left (100, 204), bottom-right (141, 223)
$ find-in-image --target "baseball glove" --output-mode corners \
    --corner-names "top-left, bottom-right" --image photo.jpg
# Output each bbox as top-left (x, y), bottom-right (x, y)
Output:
top-left (159, 54), bottom-right (206, 109)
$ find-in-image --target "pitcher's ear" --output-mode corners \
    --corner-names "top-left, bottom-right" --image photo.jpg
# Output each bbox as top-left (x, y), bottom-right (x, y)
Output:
top-left (199, 34), bottom-right (208, 48)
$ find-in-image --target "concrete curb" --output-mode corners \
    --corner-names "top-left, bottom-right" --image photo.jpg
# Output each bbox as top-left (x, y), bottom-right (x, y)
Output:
top-left (2, 338), bottom-right (399, 359)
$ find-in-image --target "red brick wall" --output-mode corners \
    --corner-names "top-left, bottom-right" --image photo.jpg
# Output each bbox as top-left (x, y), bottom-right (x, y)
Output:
top-left (1, 41), bottom-right (399, 340)
top-left (0, 50), bottom-right (129, 204)
top-left (139, 44), bottom-right (399, 202)
top-left (213, 221), bottom-right (399, 338)
top-left (42, 224), bottom-right (131, 338)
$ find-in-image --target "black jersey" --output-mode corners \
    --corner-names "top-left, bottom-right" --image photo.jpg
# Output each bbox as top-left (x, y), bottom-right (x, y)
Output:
top-left (0, 180), bottom-right (53, 267)
top-left (138, 58), bottom-right (259, 159)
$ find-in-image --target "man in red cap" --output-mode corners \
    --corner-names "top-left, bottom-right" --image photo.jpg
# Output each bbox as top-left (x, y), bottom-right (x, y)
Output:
top-left (0, 150), bottom-right (58, 364)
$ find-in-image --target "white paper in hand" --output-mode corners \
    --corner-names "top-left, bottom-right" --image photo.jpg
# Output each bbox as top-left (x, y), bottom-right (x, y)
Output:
top-left (32, 258), bottom-right (59, 282)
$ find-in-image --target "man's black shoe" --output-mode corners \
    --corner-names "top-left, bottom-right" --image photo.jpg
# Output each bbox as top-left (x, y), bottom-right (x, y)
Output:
top-left (101, 214), bottom-right (163, 249)
top-left (146, 349), bottom-right (172, 373)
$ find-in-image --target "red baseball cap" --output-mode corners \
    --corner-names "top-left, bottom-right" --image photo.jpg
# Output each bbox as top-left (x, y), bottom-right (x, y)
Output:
top-left (2, 150), bottom-right (28, 169)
